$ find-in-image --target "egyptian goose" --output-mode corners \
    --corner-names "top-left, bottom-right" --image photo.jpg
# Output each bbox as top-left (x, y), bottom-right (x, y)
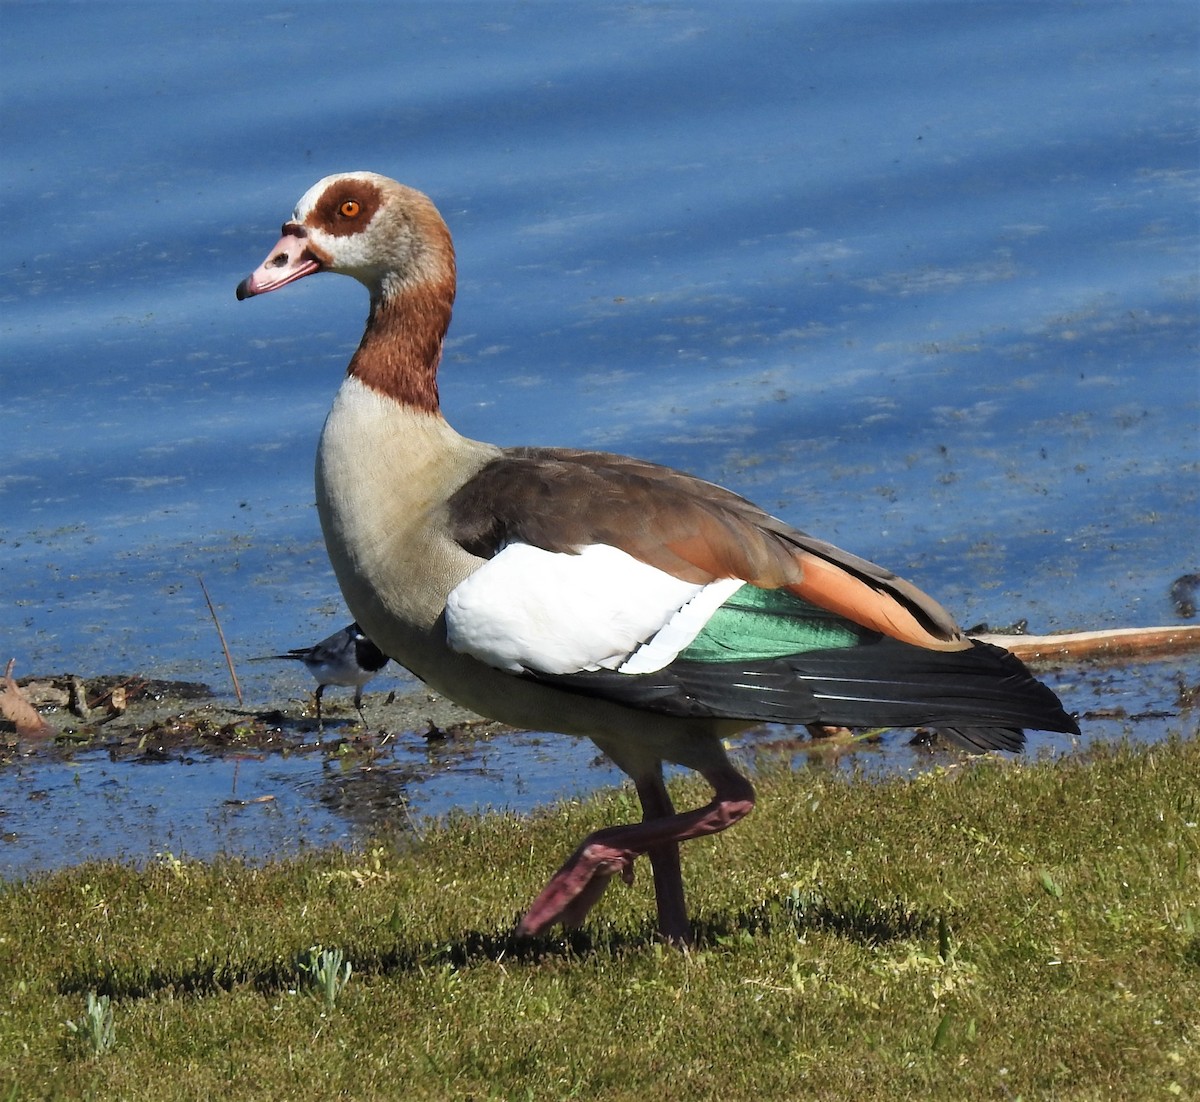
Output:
top-left (237, 172), bottom-right (1079, 943)
top-left (252, 622), bottom-right (388, 724)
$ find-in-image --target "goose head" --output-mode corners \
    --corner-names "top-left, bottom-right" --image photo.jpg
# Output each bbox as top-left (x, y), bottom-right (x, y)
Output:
top-left (236, 171), bottom-right (455, 303)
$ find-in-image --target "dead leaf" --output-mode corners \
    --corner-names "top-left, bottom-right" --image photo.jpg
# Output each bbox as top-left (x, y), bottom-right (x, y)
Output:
top-left (1, 659), bottom-right (56, 740)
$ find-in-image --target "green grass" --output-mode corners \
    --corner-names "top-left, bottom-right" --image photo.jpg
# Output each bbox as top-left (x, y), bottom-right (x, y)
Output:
top-left (2, 737), bottom-right (1198, 1100)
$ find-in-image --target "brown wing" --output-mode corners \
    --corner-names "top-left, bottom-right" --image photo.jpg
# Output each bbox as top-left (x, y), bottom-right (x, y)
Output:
top-left (445, 447), bottom-right (968, 651)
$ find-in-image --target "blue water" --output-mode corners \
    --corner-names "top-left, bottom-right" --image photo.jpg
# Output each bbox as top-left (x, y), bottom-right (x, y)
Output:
top-left (0, 725), bottom-right (627, 877)
top-left (1, 3), bottom-right (1197, 871)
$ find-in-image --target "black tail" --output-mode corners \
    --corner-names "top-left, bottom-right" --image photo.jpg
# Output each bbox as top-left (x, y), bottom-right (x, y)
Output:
top-left (785, 637), bottom-right (1079, 746)
top-left (531, 637), bottom-right (1079, 752)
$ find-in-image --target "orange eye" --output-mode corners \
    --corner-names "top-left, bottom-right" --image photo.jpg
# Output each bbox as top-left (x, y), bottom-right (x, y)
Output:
top-left (339, 200), bottom-right (361, 218)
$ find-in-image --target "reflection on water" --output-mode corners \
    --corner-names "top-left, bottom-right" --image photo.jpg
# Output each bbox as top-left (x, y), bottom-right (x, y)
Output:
top-left (0, 718), bottom-right (624, 879)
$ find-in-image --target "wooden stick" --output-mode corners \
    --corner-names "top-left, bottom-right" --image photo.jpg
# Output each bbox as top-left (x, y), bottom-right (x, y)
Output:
top-left (978, 624), bottom-right (1200, 663)
top-left (198, 575), bottom-right (244, 705)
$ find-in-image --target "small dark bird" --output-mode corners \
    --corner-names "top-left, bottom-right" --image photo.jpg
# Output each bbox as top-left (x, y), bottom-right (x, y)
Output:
top-left (253, 622), bottom-right (388, 724)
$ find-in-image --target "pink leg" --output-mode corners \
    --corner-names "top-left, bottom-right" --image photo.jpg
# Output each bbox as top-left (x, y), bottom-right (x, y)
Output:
top-left (516, 763), bottom-right (755, 942)
top-left (636, 772), bottom-right (688, 943)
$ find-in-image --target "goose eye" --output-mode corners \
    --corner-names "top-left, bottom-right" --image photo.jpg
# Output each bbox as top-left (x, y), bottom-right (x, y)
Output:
top-left (339, 200), bottom-right (361, 219)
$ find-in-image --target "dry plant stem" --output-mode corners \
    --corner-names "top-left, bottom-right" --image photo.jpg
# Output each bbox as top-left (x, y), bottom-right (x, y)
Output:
top-left (197, 575), bottom-right (243, 705)
top-left (980, 624), bottom-right (1200, 663)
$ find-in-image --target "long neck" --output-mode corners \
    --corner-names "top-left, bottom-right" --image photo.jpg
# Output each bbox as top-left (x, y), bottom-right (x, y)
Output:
top-left (347, 273), bottom-right (455, 414)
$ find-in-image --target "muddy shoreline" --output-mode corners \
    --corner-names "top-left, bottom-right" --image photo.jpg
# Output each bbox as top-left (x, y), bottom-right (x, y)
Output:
top-left (1, 672), bottom-right (510, 762)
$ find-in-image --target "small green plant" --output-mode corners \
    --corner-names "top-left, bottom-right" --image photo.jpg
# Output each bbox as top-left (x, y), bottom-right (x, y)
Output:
top-left (298, 945), bottom-right (353, 1009)
top-left (1039, 869), bottom-right (1064, 899)
top-left (64, 991), bottom-right (115, 1057)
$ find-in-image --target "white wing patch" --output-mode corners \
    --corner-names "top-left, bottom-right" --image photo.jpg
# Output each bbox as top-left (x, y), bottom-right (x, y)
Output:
top-left (445, 543), bottom-right (745, 676)
top-left (617, 575), bottom-right (745, 674)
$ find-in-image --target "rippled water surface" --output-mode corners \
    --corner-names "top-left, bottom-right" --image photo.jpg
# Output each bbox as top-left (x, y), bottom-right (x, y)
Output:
top-left (2, 3), bottom-right (1197, 872)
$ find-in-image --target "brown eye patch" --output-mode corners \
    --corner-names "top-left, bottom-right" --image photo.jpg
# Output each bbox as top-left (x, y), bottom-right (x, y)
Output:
top-left (309, 179), bottom-right (383, 236)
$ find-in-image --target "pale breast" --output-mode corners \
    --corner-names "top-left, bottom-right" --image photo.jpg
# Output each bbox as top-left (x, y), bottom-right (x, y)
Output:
top-left (315, 375), bottom-right (499, 639)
